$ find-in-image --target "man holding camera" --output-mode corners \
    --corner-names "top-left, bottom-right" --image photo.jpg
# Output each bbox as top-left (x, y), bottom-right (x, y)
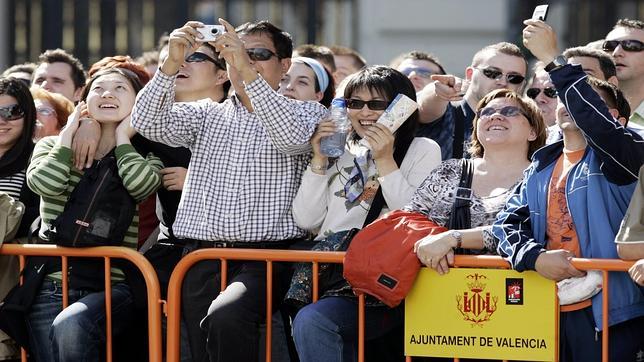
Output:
top-left (494, 19), bottom-right (644, 362)
top-left (131, 19), bottom-right (327, 362)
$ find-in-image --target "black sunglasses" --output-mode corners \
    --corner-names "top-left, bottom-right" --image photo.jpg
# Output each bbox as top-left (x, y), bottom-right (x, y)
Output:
top-left (526, 87), bottom-right (558, 99)
top-left (476, 67), bottom-right (525, 85)
top-left (477, 105), bottom-right (527, 119)
top-left (346, 99), bottom-right (389, 111)
top-left (185, 52), bottom-right (225, 69)
top-left (0, 104), bottom-right (25, 121)
top-left (602, 39), bottom-right (644, 52)
top-left (246, 48), bottom-right (277, 61)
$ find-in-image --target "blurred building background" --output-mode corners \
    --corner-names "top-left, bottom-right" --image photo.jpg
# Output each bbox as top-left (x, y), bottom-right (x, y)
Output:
top-left (1, 0), bottom-right (642, 76)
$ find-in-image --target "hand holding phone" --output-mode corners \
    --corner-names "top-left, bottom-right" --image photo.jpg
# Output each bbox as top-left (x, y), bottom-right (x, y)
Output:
top-left (532, 5), bottom-right (549, 21)
top-left (196, 25), bottom-right (225, 42)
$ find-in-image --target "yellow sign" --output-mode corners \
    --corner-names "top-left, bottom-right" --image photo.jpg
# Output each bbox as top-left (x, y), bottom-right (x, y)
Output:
top-left (405, 268), bottom-right (557, 361)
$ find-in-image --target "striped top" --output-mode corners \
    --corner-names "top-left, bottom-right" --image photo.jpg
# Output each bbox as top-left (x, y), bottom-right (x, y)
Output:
top-left (27, 136), bottom-right (163, 281)
top-left (0, 170), bottom-right (26, 199)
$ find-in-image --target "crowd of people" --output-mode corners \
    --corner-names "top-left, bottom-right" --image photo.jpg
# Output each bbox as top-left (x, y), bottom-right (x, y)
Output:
top-left (0, 14), bottom-right (642, 362)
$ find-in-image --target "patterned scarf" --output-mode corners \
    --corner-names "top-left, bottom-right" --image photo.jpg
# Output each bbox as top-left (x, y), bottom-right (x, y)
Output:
top-left (344, 147), bottom-right (372, 203)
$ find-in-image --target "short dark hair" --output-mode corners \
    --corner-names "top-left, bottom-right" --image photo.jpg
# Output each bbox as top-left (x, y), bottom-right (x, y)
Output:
top-left (330, 45), bottom-right (367, 70)
top-left (38, 48), bottom-right (87, 89)
top-left (586, 76), bottom-right (631, 122)
top-left (2, 62), bottom-right (37, 79)
top-left (469, 89), bottom-right (546, 160)
top-left (0, 77), bottom-right (37, 173)
top-left (235, 21), bottom-right (293, 60)
top-left (343, 65), bottom-right (418, 166)
top-left (614, 18), bottom-right (644, 30)
top-left (472, 42), bottom-right (527, 74)
top-left (563, 46), bottom-right (616, 80)
top-left (294, 44), bottom-right (336, 72)
top-left (399, 50), bottom-right (446, 75)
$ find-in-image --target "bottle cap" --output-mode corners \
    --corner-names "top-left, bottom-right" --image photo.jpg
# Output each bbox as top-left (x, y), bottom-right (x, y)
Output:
top-left (331, 98), bottom-right (346, 108)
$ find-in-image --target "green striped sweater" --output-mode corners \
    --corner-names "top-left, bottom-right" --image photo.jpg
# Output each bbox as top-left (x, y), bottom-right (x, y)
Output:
top-left (27, 136), bottom-right (163, 282)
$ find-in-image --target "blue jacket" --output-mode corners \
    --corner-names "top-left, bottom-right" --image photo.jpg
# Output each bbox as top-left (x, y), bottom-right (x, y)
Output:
top-left (494, 64), bottom-right (644, 330)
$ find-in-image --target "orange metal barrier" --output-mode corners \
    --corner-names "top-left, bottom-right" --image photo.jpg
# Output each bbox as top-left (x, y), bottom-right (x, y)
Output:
top-left (165, 248), bottom-right (353, 362)
top-left (0, 244), bottom-right (163, 362)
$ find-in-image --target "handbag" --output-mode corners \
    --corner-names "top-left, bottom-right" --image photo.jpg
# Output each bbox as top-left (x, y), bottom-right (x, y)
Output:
top-left (343, 210), bottom-right (447, 307)
top-left (284, 189), bottom-right (385, 309)
top-left (0, 257), bottom-right (54, 351)
top-left (615, 164), bottom-right (644, 243)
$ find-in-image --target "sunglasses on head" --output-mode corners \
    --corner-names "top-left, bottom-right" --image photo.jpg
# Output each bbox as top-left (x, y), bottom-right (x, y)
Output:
top-left (526, 87), bottom-right (558, 99)
top-left (0, 104), bottom-right (24, 121)
top-left (346, 99), bottom-right (389, 111)
top-left (246, 48), bottom-right (277, 61)
top-left (399, 66), bottom-right (435, 79)
top-left (185, 52), bottom-right (225, 69)
top-left (36, 107), bottom-right (57, 117)
top-left (477, 105), bottom-right (526, 119)
top-left (476, 67), bottom-right (525, 85)
top-left (602, 39), bottom-right (644, 52)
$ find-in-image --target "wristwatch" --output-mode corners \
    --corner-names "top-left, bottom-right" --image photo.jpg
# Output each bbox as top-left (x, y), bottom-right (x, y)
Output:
top-left (544, 55), bottom-right (567, 72)
top-left (450, 230), bottom-right (463, 249)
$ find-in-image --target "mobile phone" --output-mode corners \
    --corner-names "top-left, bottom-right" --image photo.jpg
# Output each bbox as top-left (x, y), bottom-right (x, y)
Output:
top-left (196, 25), bottom-right (225, 42)
top-left (531, 5), bottom-right (549, 21)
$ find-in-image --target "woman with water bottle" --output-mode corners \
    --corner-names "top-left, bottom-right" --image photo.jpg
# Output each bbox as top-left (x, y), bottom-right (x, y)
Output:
top-left (289, 65), bottom-right (441, 362)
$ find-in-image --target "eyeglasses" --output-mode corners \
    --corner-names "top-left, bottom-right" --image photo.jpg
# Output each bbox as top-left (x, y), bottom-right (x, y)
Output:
top-left (346, 99), bottom-right (390, 111)
top-left (246, 48), bottom-right (277, 61)
top-left (602, 39), bottom-right (644, 52)
top-left (399, 66), bottom-right (436, 79)
top-left (475, 67), bottom-right (525, 85)
top-left (36, 107), bottom-right (57, 117)
top-left (526, 87), bottom-right (558, 99)
top-left (477, 105), bottom-right (527, 119)
top-left (185, 52), bottom-right (225, 69)
top-left (0, 104), bottom-right (24, 121)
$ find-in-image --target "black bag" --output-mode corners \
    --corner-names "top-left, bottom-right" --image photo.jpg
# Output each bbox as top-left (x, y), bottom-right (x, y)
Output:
top-left (0, 257), bottom-right (54, 350)
top-left (48, 149), bottom-right (135, 247)
top-left (284, 189), bottom-right (385, 309)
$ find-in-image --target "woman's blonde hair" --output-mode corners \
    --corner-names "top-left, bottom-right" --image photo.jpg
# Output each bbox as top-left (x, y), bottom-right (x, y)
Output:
top-left (468, 89), bottom-right (547, 160)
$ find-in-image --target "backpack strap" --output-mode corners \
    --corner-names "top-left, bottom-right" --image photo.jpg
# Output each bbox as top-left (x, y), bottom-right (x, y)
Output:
top-left (363, 188), bottom-right (385, 228)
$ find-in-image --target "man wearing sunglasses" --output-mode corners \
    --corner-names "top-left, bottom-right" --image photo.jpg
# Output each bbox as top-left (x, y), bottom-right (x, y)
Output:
top-left (604, 19), bottom-right (644, 132)
top-left (131, 19), bottom-right (327, 362)
top-left (393, 50), bottom-right (446, 92)
top-left (417, 42), bottom-right (527, 160)
top-left (495, 19), bottom-right (644, 362)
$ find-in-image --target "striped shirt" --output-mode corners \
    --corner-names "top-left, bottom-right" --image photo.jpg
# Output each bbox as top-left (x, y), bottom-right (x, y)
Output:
top-left (131, 71), bottom-right (328, 242)
top-left (0, 170), bottom-right (25, 199)
top-left (27, 136), bottom-right (163, 280)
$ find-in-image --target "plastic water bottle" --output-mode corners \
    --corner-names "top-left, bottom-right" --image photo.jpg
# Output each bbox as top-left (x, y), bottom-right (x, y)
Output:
top-left (320, 98), bottom-right (349, 157)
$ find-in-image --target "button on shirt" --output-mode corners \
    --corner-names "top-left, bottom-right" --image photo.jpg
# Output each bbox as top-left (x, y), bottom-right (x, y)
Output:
top-left (131, 71), bottom-right (328, 242)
